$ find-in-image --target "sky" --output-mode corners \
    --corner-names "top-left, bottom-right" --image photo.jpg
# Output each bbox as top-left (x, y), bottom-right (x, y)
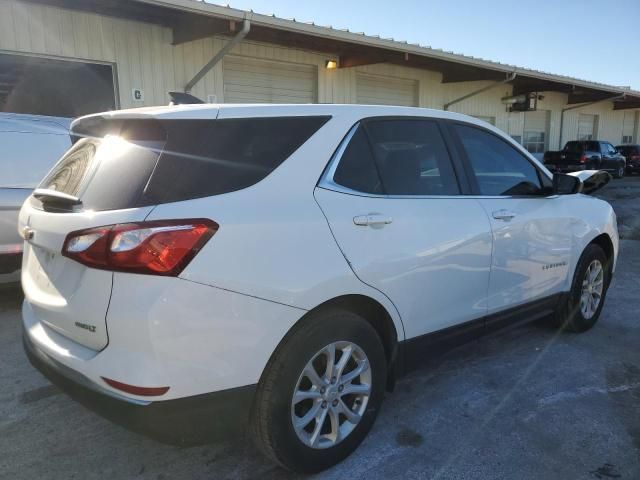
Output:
top-left (215, 0), bottom-right (640, 90)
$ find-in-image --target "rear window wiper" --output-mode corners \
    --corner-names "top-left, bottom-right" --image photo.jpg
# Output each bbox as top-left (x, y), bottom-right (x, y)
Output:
top-left (32, 188), bottom-right (82, 211)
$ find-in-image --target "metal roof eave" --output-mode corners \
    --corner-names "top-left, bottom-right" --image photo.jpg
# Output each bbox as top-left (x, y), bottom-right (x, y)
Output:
top-left (70, 0), bottom-right (640, 101)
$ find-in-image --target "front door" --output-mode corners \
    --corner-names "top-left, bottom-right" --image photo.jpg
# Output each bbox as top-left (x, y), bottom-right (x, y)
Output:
top-left (448, 122), bottom-right (573, 314)
top-left (315, 119), bottom-right (493, 339)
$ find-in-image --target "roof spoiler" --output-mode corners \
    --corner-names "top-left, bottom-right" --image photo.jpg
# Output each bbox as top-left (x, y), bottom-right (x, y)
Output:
top-left (168, 92), bottom-right (205, 105)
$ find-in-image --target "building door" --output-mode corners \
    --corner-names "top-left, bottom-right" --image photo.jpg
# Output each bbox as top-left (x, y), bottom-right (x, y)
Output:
top-left (223, 56), bottom-right (318, 104)
top-left (356, 73), bottom-right (419, 107)
top-left (578, 114), bottom-right (598, 140)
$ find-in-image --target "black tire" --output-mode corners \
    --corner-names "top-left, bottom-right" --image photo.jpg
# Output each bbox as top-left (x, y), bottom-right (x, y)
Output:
top-left (554, 243), bottom-right (611, 333)
top-left (614, 164), bottom-right (625, 179)
top-left (251, 308), bottom-right (387, 473)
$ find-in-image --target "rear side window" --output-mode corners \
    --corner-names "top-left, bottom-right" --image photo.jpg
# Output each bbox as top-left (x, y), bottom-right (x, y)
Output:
top-left (333, 126), bottom-right (383, 194)
top-left (40, 116), bottom-right (329, 211)
top-left (453, 124), bottom-right (543, 196)
top-left (146, 117), bottom-right (329, 204)
top-left (332, 119), bottom-right (460, 196)
top-left (365, 120), bottom-right (459, 195)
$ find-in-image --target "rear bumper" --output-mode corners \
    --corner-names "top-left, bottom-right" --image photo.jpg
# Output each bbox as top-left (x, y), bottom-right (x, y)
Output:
top-left (23, 328), bottom-right (256, 445)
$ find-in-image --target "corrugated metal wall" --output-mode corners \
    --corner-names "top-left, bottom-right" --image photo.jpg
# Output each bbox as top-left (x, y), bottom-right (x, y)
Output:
top-left (0, 0), bottom-right (638, 148)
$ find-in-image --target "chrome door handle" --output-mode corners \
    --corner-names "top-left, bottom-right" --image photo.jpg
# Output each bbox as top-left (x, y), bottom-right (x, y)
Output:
top-left (353, 214), bottom-right (393, 227)
top-left (492, 209), bottom-right (516, 221)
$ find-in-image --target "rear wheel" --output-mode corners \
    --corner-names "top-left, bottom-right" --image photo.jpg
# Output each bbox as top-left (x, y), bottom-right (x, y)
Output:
top-left (554, 244), bottom-right (610, 332)
top-left (251, 308), bottom-right (387, 473)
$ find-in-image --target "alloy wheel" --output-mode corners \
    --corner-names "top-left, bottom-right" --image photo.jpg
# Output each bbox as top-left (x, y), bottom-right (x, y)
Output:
top-left (291, 341), bottom-right (371, 449)
top-left (580, 259), bottom-right (604, 320)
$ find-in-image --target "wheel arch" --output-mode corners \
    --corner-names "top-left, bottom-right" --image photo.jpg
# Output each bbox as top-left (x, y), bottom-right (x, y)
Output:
top-left (589, 232), bottom-right (615, 274)
top-left (260, 294), bottom-right (402, 393)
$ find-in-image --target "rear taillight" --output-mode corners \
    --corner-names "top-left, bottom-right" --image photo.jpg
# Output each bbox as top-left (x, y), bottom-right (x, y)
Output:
top-left (631, 154), bottom-right (640, 161)
top-left (62, 219), bottom-right (218, 276)
top-left (579, 154), bottom-right (588, 164)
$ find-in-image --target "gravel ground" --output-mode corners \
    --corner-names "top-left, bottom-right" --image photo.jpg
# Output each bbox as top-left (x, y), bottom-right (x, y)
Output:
top-left (1, 176), bottom-right (639, 480)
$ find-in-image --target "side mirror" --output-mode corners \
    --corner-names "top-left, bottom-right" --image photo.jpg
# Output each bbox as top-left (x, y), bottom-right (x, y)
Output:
top-left (563, 170), bottom-right (612, 195)
top-left (553, 173), bottom-right (582, 195)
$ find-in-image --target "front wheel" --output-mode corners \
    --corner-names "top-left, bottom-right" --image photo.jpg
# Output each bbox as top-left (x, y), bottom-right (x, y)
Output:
top-left (554, 244), bottom-right (610, 332)
top-left (251, 308), bottom-right (387, 473)
top-left (614, 164), bottom-right (625, 179)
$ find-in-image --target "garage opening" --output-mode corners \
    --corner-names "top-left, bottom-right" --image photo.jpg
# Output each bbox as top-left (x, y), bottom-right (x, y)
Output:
top-left (356, 73), bottom-right (418, 107)
top-left (223, 56), bottom-right (318, 104)
top-left (0, 53), bottom-right (116, 118)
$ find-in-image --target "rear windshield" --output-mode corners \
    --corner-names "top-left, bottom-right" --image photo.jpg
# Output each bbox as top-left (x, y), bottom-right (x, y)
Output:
top-left (564, 141), bottom-right (598, 153)
top-left (38, 116), bottom-right (329, 210)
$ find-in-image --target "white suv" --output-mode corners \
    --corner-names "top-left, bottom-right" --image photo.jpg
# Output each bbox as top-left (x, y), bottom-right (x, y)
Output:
top-left (20, 104), bottom-right (618, 473)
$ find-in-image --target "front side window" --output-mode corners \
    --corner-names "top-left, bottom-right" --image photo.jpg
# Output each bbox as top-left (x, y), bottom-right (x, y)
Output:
top-left (454, 124), bottom-right (544, 196)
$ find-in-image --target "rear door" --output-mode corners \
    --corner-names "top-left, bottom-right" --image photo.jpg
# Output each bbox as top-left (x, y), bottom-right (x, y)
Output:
top-left (315, 118), bottom-right (493, 339)
top-left (448, 122), bottom-right (573, 314)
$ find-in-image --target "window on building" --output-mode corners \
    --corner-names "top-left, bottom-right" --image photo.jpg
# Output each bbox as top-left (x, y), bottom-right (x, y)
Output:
top-left (0, 53), bottom-right (116, 117)
top-left (523, 131), bottom-right (546, 154)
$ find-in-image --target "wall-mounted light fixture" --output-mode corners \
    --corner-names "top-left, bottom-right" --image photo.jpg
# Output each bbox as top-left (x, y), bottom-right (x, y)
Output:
top-left (325, 59), bottom-right (338, 69)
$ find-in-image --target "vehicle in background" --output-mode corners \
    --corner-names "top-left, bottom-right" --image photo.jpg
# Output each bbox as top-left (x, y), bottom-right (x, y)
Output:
top-left (543, 140), bottom-right (627, 178)
top-left (615, 144), bottom-right (640, 175)
top-left (21, 104), bottom-right (618, 473)
top-left (0, 113), bottom-right (71, 285)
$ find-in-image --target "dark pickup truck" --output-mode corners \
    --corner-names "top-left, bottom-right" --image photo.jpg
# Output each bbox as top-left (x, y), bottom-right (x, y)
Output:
top-left (543, 140), bottom-right (627, 178)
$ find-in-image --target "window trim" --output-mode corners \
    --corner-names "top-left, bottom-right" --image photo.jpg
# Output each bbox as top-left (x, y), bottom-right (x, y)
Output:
top-left (318, 116), bottom-right (465, 198)
top-left (444, 119), bottom-right (555, 199)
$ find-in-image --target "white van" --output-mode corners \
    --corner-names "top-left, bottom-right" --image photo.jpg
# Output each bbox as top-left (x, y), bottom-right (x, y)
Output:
top-left (0, 113), bottom-right (71, 284)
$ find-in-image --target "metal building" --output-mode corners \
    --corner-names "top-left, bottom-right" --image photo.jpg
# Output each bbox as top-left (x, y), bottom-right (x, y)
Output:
top-left (1, 0), bottom-right (639, 154)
